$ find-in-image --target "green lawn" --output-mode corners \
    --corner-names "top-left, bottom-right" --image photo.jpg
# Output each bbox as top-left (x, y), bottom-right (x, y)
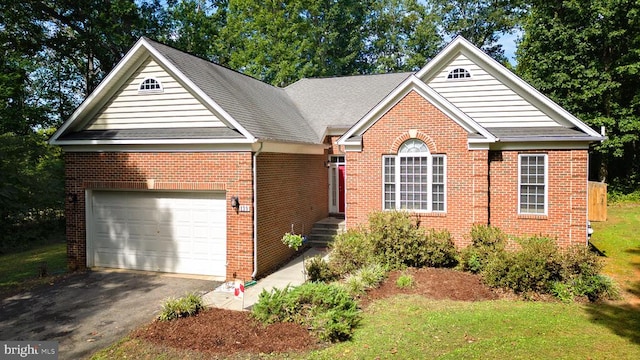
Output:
top-left (589, 202), bottom-right (640, 298)
top-left (0, 242), bottom-right (67, 295)
top-left (304, 296), bottom-right (640, 360)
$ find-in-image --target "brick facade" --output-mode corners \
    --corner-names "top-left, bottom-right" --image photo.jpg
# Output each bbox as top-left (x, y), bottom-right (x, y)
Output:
top-left (345, 90), bottom-right (588, 247)
top-left (488, 149), bottom-right (588, 246)
top-left (65, 151), bottom-right (254, 279)
top-left (256, 153), bottom-right (328, 275)
top-left (65, 151), bottom-right (330, 280)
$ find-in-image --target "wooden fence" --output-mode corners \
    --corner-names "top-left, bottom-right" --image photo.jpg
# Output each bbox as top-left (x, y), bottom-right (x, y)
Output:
top-left (588, 181), bottom-right (607, 222)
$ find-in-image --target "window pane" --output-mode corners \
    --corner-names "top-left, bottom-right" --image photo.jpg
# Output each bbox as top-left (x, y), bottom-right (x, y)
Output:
top-left (519, 155), bottom-right (546, 214)
top-left (400, 155), bottom-right (428, 210)
top-left (383, 157), bottom-right (395, 209)
top-left (431, 156), bottom-right (445, 211)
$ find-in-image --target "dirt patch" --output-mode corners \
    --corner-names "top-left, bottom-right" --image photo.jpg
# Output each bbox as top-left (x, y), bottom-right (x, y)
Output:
top-left (133, 267), bottom-right (499, 356)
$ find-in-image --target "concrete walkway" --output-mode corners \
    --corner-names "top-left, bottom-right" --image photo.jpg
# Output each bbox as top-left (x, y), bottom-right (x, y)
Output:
top-left (203, 247), bottom-right (328, 311)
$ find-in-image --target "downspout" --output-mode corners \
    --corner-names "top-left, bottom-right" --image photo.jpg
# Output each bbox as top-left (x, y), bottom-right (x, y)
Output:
top-left (251, 142), bottom-right (263, 279)
top-left (487, 151), bottom-right (491, 226)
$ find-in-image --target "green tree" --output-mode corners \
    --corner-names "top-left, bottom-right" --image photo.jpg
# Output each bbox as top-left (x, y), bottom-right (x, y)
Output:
top-left (163, 0), bottom-right (229, 63)
top-left (223, 0), bottom-right (370, 86)
top-left (365, 0), bottom-right (442, 73)
top-left (517, 0), bottom-right (640, 189)
top-left (432, 0), bottom-right (525, 63)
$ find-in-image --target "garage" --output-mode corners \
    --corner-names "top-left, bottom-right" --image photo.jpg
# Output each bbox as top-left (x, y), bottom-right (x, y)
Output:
top-left (88, 191), bottom-right (227, 277)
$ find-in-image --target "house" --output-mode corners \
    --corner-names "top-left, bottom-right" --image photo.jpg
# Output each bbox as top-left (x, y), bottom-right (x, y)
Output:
top-left (50, 37), bottom-right (603, 280)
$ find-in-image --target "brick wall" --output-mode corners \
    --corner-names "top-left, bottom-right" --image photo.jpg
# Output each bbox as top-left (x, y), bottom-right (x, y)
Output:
top-left (489, 149), bottom-right (588, 247)
top-left (256, 152), bottom-right (328, 276)
top-left (64, 152), bottom-right (254, 280)
top-left (345, 90), bottom-right (588, 248)
top-left (346, 91), bottom-right (488, 246)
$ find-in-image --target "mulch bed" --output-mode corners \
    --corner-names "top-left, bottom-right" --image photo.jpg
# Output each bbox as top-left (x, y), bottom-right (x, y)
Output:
top-left (134, 267), bottom-right (500, 355)
top-left (133, 308), bottom-right (318, 355)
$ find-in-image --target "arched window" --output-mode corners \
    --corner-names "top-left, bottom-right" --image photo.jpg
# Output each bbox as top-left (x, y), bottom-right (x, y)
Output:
top-left (138, 78), bottom-right (163, 93)
top-left (447, 68), bottom-right (471, 80)
top-left (383, 139), bottom-right (446, 212)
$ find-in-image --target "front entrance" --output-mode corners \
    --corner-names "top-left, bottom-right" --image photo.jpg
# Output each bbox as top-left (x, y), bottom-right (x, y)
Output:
top-left (328, 155), bottom-right (345, 214)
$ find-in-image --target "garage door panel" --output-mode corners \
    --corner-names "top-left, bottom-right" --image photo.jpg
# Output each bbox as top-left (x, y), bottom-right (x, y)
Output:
top-left (91, 191), bottom-right (226, 277)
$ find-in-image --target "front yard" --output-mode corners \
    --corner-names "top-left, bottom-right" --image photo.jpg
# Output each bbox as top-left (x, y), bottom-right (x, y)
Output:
top-left (4, 205), bottom-right (638, 359)
top-left (90, 203), bottom-right (640, 360)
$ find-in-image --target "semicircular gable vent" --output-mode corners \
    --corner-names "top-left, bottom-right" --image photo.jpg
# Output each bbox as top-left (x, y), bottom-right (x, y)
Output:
top-left (138, 77), bottom-right (163, 93)
top-left (447, 68), bottom-right (471, 80)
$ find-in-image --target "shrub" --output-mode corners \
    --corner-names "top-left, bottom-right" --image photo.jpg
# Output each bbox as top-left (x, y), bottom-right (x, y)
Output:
top-left (478, 235), bottom-right (620, 301)
top-left (421, 229), bottom-right (458, 268)
top-left (367, 211), bottom-right (457, 269)
top-left (343, 274), bottom-right (367, 296)
top-left (460, 225), bottom-right (507, 273)
top-left (340, 263), bottom-right (387, 297)
top-left (482, 236), bottom-right (561, 293)
top-left (396, 273), bottom-right (414, 288)
top-left (560, 245), bottom-right (603, 280)
top-left (354, 263), bottom-right (387, 288)
top-left (329, 227), bottom-right (375, 276)
top-left (305, 255), bottom-right (338, 282)
top-left (252, 282), bottom-right (360, 342)
top-left (367, 211), bottom-right (426, 269)
top-left (158, 292), bottom-right (204, 321)
top-left (571, 274), bottom-right (620, 301)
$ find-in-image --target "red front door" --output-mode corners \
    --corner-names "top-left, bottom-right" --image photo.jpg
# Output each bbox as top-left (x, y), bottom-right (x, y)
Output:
top-left (338, 165), bottom-right (345, 213)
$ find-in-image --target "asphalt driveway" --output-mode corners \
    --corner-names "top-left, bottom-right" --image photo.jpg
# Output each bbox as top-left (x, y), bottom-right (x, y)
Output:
top-left (0, 270), bottom-right (220, 360)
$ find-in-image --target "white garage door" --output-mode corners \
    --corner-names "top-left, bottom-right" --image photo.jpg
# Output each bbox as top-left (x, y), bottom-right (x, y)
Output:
top-left (90, 191), bottom-right (226, 277)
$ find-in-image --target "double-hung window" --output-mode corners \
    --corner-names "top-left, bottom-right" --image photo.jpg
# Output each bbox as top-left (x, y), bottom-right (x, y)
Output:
top-left (383, 139), bottom-right (446, 212)
top-left (518, 154), bottom-right (547, 214)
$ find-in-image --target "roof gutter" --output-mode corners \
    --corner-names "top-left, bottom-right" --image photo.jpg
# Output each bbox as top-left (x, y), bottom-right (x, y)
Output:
top-left (496, 136), bottom-right (604, 142)
top-left (251, 141), bottom-right (264, 279)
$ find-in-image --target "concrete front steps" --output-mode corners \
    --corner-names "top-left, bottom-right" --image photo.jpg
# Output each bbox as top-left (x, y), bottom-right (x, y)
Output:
top-left (307, 216), bottom-right (346, 247)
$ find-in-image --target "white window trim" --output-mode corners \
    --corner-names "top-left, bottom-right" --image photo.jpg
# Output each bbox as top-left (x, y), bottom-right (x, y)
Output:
top-left (138, 77), bottom-right (164, 93)
top-left (381, 152), bottom-right (447, 213)
top-left (517, 153), bottom-right (548, 215)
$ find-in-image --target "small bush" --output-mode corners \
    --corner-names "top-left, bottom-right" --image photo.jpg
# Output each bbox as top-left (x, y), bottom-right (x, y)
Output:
top-left (366, 211), bottom-right (458, 269)
top-left (482, 236), bottom-right (561, 293)
top-left (341, 263), bottom-right (387, 297)
top-left (560, 245), bottom-right (603, 279)
top-left (460, 225), bottom-right (507, 273)
top-left (305, 255), bottom-right (338, 282)
top-left (343, 274), bottom-right (367, 296)
top-left (571, 274), bottom-right (620, 301)
top-left (252, 282), bottom-right (360, 342)
top-left (550, 281), bottom-right (574, 303)
top-left (396, 273), bottom-right (414, 288)
top-left (476, 234), bottom-right (619, 302)
top-left (421, 229), bottom-right (458, 268)
top-left (368, 211), bottom-right (426, 269)
top-left (354, 263), bottom-right (387, 288)
top-left (329, 227), bottom-right (375, 276)
top-left (158, 292), bottom-right (204, 321)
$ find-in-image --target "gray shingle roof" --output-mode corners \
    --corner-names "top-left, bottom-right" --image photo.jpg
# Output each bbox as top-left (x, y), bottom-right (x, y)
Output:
top-left (59, 38), bottom-right (599, 145)
top-left (285, 72), bottom-right (411, 137)
top-left (60, 127), bottom-right (243, 140)
top-left (487, 127), bottom-right (598, 141)
top-left (146, 39), bottom-right (319, 144)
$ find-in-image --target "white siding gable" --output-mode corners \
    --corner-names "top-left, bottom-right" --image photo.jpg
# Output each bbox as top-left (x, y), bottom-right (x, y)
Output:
top-left (87, 58), bottom-right (225, 130)
top-left (428, 54), bottom-right (560, 128)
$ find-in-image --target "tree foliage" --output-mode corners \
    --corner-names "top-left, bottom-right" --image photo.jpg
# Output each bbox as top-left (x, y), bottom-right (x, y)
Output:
top-left (431, 0), bottom-right (525, 63)
top-left (517, 0), bottom-right (640, 189)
